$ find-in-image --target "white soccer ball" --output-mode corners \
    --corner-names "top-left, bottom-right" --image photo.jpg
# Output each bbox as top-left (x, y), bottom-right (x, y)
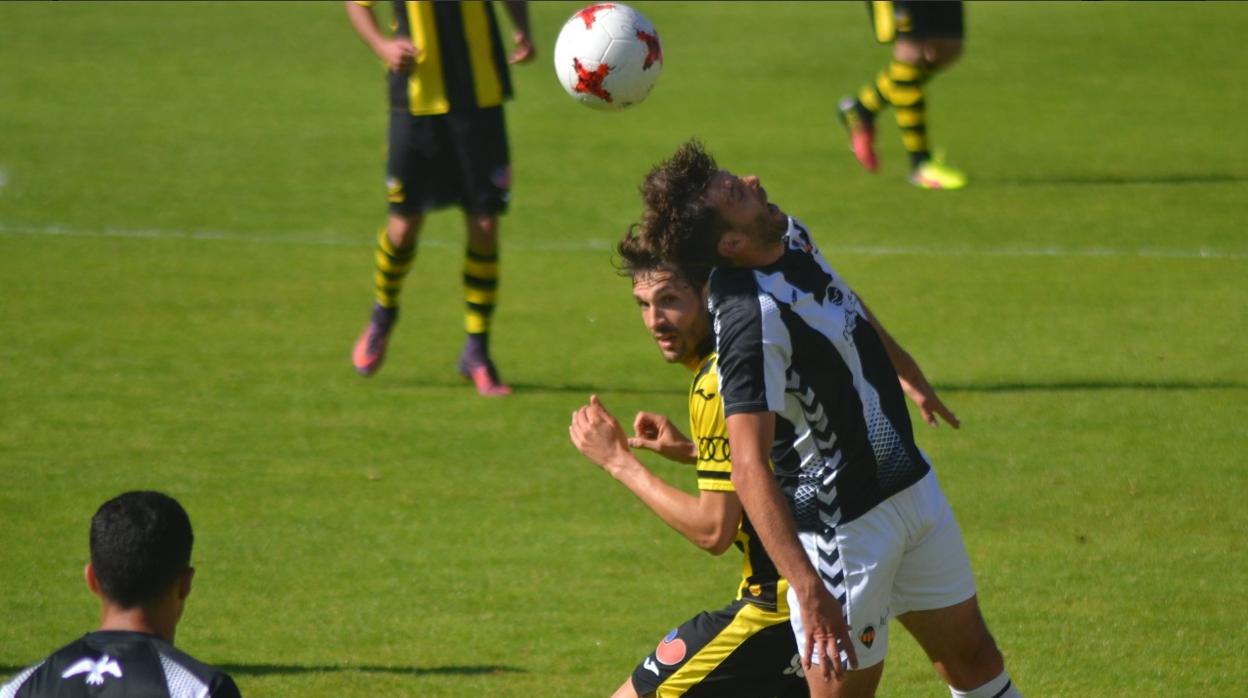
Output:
top-left (553, 3), bottom-right (663, 111)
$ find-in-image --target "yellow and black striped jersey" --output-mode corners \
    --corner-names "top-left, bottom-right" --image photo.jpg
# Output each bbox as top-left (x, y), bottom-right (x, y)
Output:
top-left (357, 1), bottom-right (514, 115)
top-left (689, 352), bottom-right (789, 613)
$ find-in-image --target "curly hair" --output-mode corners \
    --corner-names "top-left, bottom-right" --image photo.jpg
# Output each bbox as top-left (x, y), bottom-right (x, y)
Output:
top-left (615, 224), bottom-right (709, 290)
top-left (634, 139), bottom-right (726, 283)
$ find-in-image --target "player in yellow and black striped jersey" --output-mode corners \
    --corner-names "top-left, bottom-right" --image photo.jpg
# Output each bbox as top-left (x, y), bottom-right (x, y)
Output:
top-left (835, 1), bottom-right (969, 190)
top-left (569, 237), bottom-right (806, 697)
top-left (347, 1), bottom-right (534, 394)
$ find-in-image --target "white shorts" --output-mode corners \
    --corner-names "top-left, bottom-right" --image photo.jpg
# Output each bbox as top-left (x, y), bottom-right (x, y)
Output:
top-left (787, 469), bottom-right (977, 669)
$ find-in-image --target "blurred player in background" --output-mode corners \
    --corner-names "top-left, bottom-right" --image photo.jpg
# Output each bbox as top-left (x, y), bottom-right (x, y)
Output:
top-left (346, 1), bottom-right (534, 394)
top-left (568, 239), bottom-right (806, 698)
top-left (0, 491), bottom-right (241, 697)
top-left (837, 1), bottom-right (968, 190)
top-left (633, 140), bottom-right (1020, 698)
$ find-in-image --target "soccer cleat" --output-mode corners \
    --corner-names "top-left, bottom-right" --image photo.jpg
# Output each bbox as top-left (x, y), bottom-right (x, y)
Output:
top-left (457, 353), bottom-right (512, 397)
top-left (352, 303), bottom-right (398, 376)
top-left (909, 157), bottom-right (968, 190)
top-left (836, 97), bottom-right (879, 173)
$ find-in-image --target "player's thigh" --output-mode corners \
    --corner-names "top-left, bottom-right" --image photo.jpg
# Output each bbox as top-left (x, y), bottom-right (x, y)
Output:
top-left (788, 513), bottom-right (908, 672)
top-left (631, 601), bottom-right (806, 698)
top-left (386, 111), bottom-right (459, 215)
top-left (446, 106), bottom-right (511, 216)
top-left (803, 660), bottom-right (884, 698)
top-left (893, 0), bottom-right (964, 42)
top-left (896, 595), bottom-right (1003, 689)
top-left (889, 471), bottom-right (977, 617)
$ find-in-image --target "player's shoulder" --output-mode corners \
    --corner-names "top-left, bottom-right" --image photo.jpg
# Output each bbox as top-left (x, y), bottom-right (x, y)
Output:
top-left (1, 636), bottom-right (98, 698)
top-left (1, 658), bottom-right (46, 698)
top-left (152, 640), bottom-right (240, 697)
top-left (708, 265), bottom-right (760, 302)
top-left (691, 352), bottom-right (719, 393)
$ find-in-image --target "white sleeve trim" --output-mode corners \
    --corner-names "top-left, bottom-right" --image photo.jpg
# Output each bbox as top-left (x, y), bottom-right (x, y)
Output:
top-left (1, 662), bottom-right (45, 698)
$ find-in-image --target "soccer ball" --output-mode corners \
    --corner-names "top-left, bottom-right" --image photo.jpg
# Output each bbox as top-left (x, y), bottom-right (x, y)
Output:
top-left (553, 3), bottom-right (663, 111)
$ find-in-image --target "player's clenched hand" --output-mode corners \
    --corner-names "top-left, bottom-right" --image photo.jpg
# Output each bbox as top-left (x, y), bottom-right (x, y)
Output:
top-left (569, 395), bottom-right (632, 473)
top-left (629, 412), bottom-right (697, 464)
top-left (381, 38), bottom-right (417, 73)
top-left (799, 584), bottom-right (857, 682)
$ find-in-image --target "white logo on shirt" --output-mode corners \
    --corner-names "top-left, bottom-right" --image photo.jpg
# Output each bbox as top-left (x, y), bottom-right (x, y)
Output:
top-left (643, 657), bottom-right (660, 676)
top-left (62, 654), bottom-right (123, 686)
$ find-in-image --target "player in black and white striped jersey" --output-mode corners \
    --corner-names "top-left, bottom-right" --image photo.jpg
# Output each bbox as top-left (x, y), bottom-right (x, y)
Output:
top-left (634, 140), bottom-right (1020, 698)
top-left (1, 491), bottom-right (240, 698)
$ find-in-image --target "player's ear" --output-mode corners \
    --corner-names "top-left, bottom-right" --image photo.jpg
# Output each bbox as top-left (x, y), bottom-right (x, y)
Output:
top-left (178, 566), bottom-right (195, 601)
top-left (85, 562), bottom-right (103, 597)
top-left (717, 229), bottom-right (745, 259)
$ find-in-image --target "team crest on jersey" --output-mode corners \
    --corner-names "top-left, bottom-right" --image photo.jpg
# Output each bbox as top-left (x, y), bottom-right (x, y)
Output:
top-left (655, 629), bottom-right (687, 665)
top-left (859, 625), bottom-right (876, 649)
top-left (62, 654), bottom-right (123, 686)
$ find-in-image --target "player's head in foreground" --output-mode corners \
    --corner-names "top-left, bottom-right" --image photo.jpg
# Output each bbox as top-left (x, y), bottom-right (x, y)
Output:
top-left (617, 228), bottom-right (713, 370)
top-left (88, 491), bottom-right (196, 643)
top-left (638, 139), bottom-right (789, 272)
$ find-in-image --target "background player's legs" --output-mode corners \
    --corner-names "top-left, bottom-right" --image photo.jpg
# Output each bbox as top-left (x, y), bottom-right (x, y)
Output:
top-left (898, 595), bottom-right (1020, 697)
top-left (458, 212), bottom-right (510, 395)
top-left (353, 212), bottom-right (423, 376)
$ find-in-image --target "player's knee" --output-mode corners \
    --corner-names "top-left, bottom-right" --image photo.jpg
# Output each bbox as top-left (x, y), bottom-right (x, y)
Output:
top-left (942, 631), bottom-right (1004, 690)
top-left (466, 214), bottom-right (500, 249)
top-left (387, 214), bottom-right (422, 249)
top-left (925, 40), bottom-right (963, 70)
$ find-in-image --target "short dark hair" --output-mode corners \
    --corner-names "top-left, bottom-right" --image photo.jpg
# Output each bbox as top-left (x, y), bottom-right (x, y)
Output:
top-left (615, 224), bottom-right (709, 291)
top-left (636, 139), bottom-right (726, 282)
top-left (90, 491), bottom-right (193, 608)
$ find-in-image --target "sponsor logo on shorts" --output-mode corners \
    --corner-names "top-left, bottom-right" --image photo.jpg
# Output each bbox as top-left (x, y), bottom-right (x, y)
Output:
top-left (386, 177), bottom-right (404, 203)
top-left (859, 625), bottom-right (876, 649)
top-left (655, 629), bottom-right (687, 666)
top-left (490, 165), bottom-right (511, 191)
top-left (783, 653), bottom-right (804, 677)
top-left (895, 9), bottom-right (913, 33)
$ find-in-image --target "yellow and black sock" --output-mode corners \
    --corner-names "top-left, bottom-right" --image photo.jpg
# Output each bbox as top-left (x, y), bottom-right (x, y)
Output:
top-left (856, 58), bottom-right (933, 168)
top-left (372, 227), bottom-right (416, 308)
top-left (463, 245), bottom-right (499, 336)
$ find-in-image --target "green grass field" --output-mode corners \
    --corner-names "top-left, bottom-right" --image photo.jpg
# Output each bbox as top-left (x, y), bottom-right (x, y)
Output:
top-left (2, 1), bottom-right (1245, 695)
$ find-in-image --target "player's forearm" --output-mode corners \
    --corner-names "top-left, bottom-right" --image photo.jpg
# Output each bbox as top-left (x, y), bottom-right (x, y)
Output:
top-left (345, 2), bottom-right (389, 57)
top-left (610, 457), bottom-right (730, 553)
top-left (730, 457), bottom-right (823, 594)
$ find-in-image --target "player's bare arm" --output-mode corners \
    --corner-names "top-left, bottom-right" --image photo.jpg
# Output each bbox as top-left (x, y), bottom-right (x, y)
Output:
top-left (570, 395), bottom-right (740, 554)
top-left (629, 411), bottom-right (698, 464)
top-left (344, 2), bottom-right (417, 72)
top-left (725, 411), bottom-right (858, 681)
top-left (502, 1), bottom-right (535, 64)
top-left (859, 300), bottom-right (960, 429)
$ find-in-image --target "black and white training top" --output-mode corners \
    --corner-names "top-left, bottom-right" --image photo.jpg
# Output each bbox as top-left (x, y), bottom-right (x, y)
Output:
top-left (1, 631), bottom-right (240, 698)
top-left (711, 216), bottom-right (932, 532)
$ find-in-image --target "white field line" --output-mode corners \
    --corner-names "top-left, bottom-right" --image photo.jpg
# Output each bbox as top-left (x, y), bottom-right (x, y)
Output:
top-left (0, 222), bottom-right (1244, 260)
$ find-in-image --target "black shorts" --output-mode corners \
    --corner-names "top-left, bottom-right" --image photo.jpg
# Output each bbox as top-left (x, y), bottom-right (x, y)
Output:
top-left (385, 106), bottom-right (511, 216)
top-left (868, 1), bottom-right (964, 43)
top-left (630, 599), bottom-right (807, 697)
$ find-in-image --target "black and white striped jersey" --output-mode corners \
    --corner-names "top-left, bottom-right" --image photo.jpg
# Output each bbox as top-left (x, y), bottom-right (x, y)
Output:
top-left (1, 631), bottom-right (240, 698)
top-left (710, 217), bottom-right (930, 530)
